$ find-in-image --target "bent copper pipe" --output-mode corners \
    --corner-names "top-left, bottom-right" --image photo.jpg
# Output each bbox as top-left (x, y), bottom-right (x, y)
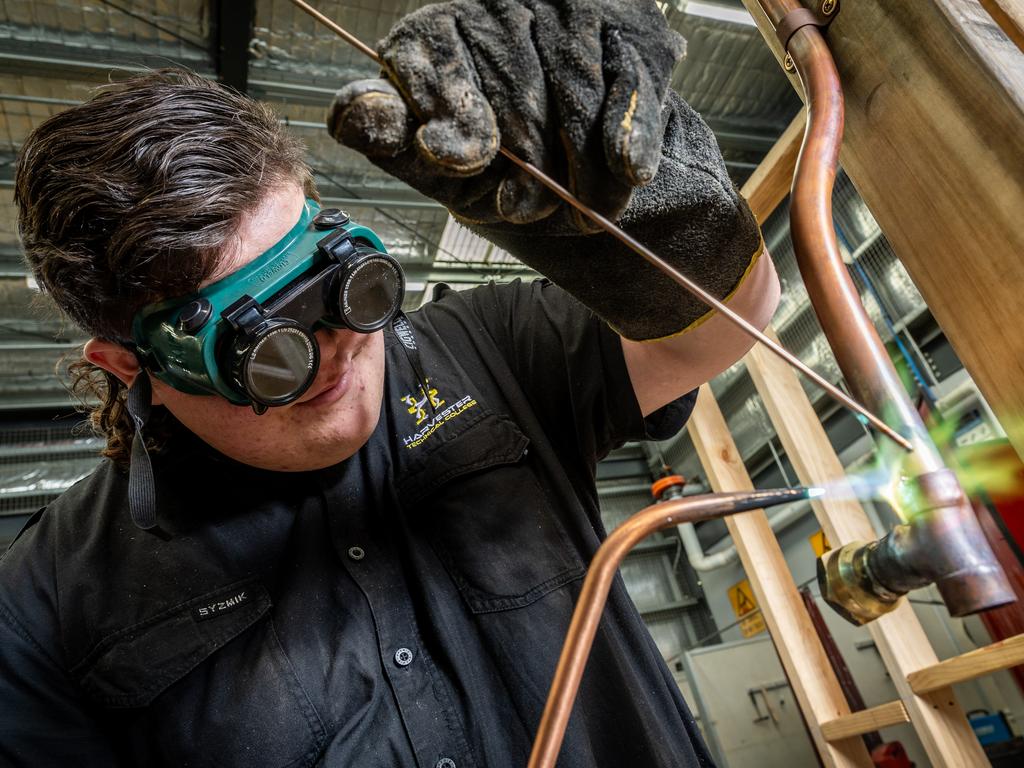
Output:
top-left (756, 0), bottom-right (1013, 620)
top-left (528, 487), bottom-right (816, 768)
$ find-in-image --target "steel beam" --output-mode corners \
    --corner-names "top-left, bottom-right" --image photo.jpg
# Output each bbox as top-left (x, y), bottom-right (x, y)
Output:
top-left (211, 0), bottom-right (255, 93)
top-left (0, 40), bottom-right (211, 81)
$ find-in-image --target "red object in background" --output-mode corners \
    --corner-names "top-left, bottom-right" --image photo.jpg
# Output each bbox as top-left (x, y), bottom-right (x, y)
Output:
top-left (955, 439), bottom-right (1024, 697)
top-left (962, 440), bottom-right (1024, 551)
top-left (871, 741), bottom-right (913, 768)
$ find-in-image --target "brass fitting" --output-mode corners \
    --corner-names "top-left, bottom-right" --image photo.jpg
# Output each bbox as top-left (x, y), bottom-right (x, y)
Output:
top-left (818, 469), bottom-right (1014, 625)
top-left (818, 541), bottom-right (901, 625)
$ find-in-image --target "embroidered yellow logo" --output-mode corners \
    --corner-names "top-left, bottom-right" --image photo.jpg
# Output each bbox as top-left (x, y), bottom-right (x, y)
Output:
top-left (400, 380), bottom-right (445, 426)
top-left (397, 379), bottom-right (478, 449)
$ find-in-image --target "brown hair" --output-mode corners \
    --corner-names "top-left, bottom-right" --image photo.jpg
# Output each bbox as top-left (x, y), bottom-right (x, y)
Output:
top-left (15, 68), bottom-right (316, 464)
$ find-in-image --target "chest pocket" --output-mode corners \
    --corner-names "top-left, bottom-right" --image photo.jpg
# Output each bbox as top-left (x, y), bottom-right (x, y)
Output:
top-left (73, 579), bottom-right (325, 768)
top-left (398, 412), bottom-right (586, 613)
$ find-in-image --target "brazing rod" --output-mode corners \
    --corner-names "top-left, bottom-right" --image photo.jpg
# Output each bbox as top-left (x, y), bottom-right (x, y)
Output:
top-left (288, 0), bottom-right (914, 452)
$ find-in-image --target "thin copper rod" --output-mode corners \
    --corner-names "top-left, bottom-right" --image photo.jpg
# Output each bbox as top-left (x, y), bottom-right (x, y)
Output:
top-left (287, 0), bottom-right (912, 451)
top-left (527, 486), bottom-right (816, 768)
top-left (292, 0), bottom-right (381, 62)
top-left (499, 149), bottom-right (909, 450)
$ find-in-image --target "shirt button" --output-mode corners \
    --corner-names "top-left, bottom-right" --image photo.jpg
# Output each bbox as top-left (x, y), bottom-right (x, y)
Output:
top-left (394, 647), bottom-right (414, 667)
top-left (347, 546), bottom-right (365, 561)
top-left (436, 759), bottom-right (456, 768)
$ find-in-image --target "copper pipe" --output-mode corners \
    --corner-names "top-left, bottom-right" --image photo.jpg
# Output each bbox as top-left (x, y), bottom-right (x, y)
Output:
top-left (527, 486), bottom-right (816, 768)
top-left (786, 23), bottom-right (939, 470)
top-left (821, 469), bottom-right (1016, 623)
top-left (756, 0), bottom-right (1012, 619)
top-left (287, 0), bottom-right (912, 451)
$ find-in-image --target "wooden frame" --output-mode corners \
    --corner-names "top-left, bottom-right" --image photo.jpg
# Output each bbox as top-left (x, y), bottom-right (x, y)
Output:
top-left (736, 0), bottom-right (1024, 458)
top-left (681, 22), bottom-right (1024, 757)
top-left (820, 701), bottom-right (909, 742)
top-left (688, 388), bottom-right (873, 767)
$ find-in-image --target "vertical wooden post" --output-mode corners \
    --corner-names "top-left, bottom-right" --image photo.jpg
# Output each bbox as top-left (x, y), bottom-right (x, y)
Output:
top-left (688, 387), bottom-right (873, 768)
top-left (740, 0), bottom-right (1024, 460)
top-left (744, 333), bottom-right (989, 766)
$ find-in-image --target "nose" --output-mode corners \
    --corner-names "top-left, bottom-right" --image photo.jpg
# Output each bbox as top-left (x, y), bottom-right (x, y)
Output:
top-left (314, 325), bottom-right (364, 364)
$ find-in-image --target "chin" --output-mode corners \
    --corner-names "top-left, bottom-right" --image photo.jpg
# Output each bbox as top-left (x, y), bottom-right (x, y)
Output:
top-left (282, 393), bottom-right (383, 472)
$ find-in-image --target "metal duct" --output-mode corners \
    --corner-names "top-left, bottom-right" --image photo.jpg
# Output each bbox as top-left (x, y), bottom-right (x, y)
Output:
top-left (0, 0), bottom-right (210, 70)
top-left (668, 10), bottom-right (799, 133)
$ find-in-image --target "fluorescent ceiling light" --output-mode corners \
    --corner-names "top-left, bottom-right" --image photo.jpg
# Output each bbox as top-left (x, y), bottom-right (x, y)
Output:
top-left (684, 1), bottom-right (758, 26)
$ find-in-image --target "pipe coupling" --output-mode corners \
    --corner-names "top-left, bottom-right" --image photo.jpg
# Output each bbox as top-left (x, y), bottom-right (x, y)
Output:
top-left (818, 468), bottom-right (1014, 625)
top-left (817, 541), bottom-right (902, 625)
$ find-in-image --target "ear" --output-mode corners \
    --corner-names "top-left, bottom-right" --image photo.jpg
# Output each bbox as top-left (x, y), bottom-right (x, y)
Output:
top-left (83, 338), bottom-right (142, 388)
top-left (84, 339), bottom-right (167, 406)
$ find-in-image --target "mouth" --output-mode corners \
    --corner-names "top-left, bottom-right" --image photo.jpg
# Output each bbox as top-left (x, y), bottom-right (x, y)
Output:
top-left (297, 366), bottom-right (353, 408)
top-left (295, 330), bottom-right (374, 408)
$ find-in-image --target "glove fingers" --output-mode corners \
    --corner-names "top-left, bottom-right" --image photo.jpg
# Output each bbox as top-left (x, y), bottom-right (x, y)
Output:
top-left (602, 32), bottom-right (664, 187)
top-left (559, 128), bottom-right (634, 233)
top-left (380, 8), bottom-right (499, 176)
top-left (328, 79), bottom-right (415, 158)
top-left (496, 167), bottom-right (559, 225)
top-left (452, 1), bottom-right (559, 223)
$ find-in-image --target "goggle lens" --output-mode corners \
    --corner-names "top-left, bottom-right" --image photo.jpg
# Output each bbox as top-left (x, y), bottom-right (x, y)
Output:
top-left (244, 325), bottom-right (317, 403)
top-left (343, 256), bottom-right (403, 331)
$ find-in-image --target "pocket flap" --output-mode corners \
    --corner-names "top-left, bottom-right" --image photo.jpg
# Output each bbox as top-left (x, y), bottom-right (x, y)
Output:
top-left (397, 411), bottom-right (529, 505)
top-left (73, 578), bottom-right (271, 708)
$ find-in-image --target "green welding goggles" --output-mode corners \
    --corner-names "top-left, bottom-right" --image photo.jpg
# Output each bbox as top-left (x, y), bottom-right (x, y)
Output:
top-left (132, 199), bottom-right (404, 413)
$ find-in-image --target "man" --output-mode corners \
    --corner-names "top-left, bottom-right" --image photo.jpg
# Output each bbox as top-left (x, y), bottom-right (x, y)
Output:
top-left (0, 1), bottom-right (778, 765)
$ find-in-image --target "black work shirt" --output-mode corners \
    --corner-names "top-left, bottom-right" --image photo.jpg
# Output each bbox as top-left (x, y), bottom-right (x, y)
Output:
top-left (0, 280), bottom-right (709, 768)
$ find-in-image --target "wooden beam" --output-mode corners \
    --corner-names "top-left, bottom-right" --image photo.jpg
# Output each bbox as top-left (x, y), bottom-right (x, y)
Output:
top-left (740, 107), bottom-right (805, 225)
top-left (820, 701), bottom-right (910, 742)
top-left (741, 0), bottom-right (1024, 460)
top-left (687, 387), bottom-right (873, 768)
top-left (742, 330), bottom-right (989, 767)
top-left (908, 633), bottom-right (1024, 694)
top-left (980, 0), bottom-right (1024, 53)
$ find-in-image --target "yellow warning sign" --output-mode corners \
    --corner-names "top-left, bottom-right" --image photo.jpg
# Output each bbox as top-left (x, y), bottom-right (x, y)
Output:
top-left (728, 578), bottom-right (765, 638)
top-left (808, 529), bottom-right (831, 558)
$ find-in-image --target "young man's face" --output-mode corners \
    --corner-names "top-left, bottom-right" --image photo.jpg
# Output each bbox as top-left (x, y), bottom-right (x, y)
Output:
top-left (149, 183), bottom-right (386, 471)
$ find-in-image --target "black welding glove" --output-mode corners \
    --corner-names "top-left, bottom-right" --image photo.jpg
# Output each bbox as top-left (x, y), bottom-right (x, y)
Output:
top-left (328, 0), bottom-right (763, 340)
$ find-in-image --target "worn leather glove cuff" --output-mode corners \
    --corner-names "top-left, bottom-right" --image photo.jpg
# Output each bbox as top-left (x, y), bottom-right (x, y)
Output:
top-left (464, 90), bottom-right (763, 341)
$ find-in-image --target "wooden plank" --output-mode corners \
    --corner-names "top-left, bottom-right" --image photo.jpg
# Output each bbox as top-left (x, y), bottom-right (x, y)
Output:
top-left (740, 0), bottom-right (1024, 460)
top-left (743, 329), bottom-right (989, 767)
top-left (687, 387), bottom-right (873, 768)
top-left (740, 107), bottom-right (805, 224)
top-left (908, 633), bottom-right (1024, 694)
top-left (820, 701), bottom-right (910, 742)
top-left (980, 0), bottom-right (1024, 53)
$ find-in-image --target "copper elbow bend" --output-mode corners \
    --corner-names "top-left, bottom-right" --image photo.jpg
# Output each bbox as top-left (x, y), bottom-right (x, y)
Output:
top-left (819, 469), bottom-right (1015, 625)
top-left (528, 487), bottom-right (814, 768)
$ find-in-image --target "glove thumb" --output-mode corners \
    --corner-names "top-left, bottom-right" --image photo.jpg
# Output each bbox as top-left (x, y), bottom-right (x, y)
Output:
top-left (328, 79), bottom-right (416, 158)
